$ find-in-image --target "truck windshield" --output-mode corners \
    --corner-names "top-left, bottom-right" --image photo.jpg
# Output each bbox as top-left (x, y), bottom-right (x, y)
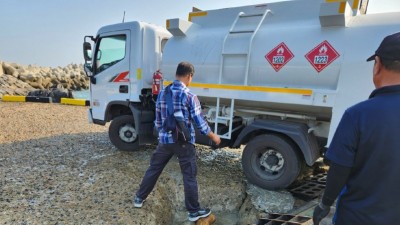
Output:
top-left (95, 35), bottom-right (126, 74)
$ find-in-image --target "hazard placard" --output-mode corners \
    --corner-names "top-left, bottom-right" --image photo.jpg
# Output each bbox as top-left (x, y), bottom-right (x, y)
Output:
top-left (305, 40), bottom-right (340, 73)
top-left (265, 42), bottom-right (294, 72)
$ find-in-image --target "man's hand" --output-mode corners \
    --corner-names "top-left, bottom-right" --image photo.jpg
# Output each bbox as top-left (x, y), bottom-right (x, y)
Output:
top-left (313, 203), bottom-right (330, 225)
top-left (208, 132), bottom-right (221, 145)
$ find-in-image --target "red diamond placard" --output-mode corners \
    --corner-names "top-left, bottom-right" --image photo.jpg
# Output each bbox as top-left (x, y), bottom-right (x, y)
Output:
top-left (265, 42), bottom-right (294, 72)
top-left (305, 40), bottom-right (340, 73)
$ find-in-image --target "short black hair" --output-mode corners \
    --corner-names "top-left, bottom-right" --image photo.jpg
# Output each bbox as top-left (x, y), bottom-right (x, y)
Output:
top-left (176, 62), bottom-right (195, 77)
top-left (381, 58), bottom-right (400, 73)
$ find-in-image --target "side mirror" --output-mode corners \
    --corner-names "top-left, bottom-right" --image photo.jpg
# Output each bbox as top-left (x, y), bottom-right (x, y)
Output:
top-left (83, 42), bottom-right (92, 61)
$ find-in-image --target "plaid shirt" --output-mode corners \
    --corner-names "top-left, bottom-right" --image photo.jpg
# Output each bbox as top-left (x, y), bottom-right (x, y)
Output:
top-left (155, 80), bottom-right (211, 144)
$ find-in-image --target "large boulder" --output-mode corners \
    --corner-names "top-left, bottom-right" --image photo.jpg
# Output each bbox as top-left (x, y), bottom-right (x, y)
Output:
top-left (42, 77), bottom-right (52, 89)
top-left (26, 73), bottom-right (36, 82)
top-left (3, 62), bottom-right (19, 77)
top-left (246, 184), bottom-right (295, 213)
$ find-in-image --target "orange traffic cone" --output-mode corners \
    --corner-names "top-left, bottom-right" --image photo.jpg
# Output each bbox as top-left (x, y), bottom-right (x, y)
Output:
top-left (196, 214), bottom-right (216, 225)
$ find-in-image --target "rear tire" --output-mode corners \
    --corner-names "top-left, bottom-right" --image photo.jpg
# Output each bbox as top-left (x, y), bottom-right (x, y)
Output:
top-left (242, 134), bottom-right (302, 190)
top-left (109, 115), bottom-right (139, 151)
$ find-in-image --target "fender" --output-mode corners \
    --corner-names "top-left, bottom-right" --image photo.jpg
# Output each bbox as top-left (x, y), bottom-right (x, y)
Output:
top-left (91, 100), bottom-right (130, 125)
top-left (105, 101), bottom-right (130, 121)
top-left (233, 119), bottom-right (320, 166)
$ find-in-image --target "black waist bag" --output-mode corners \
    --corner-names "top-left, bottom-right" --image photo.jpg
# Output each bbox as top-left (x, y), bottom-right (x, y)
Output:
top-left (163, 85), bottom-right (191, 142)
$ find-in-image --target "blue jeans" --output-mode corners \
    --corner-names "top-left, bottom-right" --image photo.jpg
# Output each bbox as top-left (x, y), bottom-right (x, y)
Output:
top-left (136, 142), bottom-right (200, 212)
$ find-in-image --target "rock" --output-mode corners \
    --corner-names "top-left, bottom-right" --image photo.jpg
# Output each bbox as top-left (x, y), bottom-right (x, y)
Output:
top-left (27, 87), bottom-right (73, 103)
top-left (10, 62), bottom-right (20, 69)
top-left (0, 61), bottom-right (89, 97)
top-left (238, 195), bottom-right (261, 225)
top-left (29, 81), bottom-right (45, 89)
top-left (18, 73), bottom-right (28, 82)
top-left (0, 74), bottom-right (35, 96)
top-left (27, 89), bottom-right (51, 97)
top-left (17, 67), bottom-right (26, 74)
top-left (14, 87), bottom-right (28, 96)
top-left (42, 77), bottom-right (52, 89)
top-left (3, 62), bottom-right (19, 77)
top-left (50, 79), bottom-right (61, 86)
top-left (0, 61), bottom-right (4, 75)
top-left (246, 184), bottom-right (294, 213)
top-left (50, 88), bottom-right (73, 103)
top-left (26, 74), bottom-right (36, 82)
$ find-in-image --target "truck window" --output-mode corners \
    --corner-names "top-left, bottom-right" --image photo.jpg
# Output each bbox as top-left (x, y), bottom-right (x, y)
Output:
top-left (95, 35), bottom-right (126, 74)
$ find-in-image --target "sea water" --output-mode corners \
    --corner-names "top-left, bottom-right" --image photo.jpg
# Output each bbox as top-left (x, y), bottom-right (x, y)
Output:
top-left (72, 89), bottom-right (90, 100)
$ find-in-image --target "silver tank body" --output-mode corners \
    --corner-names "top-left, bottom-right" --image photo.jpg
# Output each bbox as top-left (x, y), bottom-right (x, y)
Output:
top-left (161, 0), bottom-right (400, 140)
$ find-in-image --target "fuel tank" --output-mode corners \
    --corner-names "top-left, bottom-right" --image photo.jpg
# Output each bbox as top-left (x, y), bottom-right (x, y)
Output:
top-left (161, 0), bottom-right (399, 128)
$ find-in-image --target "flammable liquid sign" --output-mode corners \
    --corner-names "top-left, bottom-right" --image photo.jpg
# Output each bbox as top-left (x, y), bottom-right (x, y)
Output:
top-left (265, 42), bottom-right (294, 72)
top-left (305, 40), bottom-right (340, 73)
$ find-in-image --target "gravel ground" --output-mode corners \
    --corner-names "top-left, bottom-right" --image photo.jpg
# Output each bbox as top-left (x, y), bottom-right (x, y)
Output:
top-left (0, 102), bottom-right (252, 225)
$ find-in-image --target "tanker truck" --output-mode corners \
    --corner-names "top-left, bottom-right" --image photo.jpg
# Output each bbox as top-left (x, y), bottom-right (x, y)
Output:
top-left (82, 0), bottom-right (400, 190)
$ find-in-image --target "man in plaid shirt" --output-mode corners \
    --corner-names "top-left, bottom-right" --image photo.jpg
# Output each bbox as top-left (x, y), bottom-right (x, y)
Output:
top-left (134, 62), bottom-right (221, 222)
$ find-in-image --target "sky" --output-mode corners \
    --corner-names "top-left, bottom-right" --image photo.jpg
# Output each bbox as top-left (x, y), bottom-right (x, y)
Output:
top-left (0, 0), bottom-right (399, 67)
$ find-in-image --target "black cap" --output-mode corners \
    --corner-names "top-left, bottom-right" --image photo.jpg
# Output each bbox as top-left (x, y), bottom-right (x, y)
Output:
top-left (367, 32), bottom-right (400, 61)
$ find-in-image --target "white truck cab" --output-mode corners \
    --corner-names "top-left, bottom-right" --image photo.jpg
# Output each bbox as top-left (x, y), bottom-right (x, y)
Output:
top-left (84, 21), bottom-right (170, 150)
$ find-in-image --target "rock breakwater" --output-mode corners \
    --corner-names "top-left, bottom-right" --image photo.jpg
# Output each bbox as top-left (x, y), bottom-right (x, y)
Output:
top-left (0, 61), bottom-right (89, 99)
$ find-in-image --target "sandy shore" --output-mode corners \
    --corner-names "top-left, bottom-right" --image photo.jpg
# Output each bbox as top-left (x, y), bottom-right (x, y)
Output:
top-left (0, 102), bottom-right (106, 144)
top-left (0, 102), bottom-right (252, 225)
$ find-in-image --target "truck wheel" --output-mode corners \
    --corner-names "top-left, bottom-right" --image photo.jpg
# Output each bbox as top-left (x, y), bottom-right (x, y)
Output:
top-left (109, 115), bottom-right (139, 151)
top-left (242, 134), bottom-right (302, 190)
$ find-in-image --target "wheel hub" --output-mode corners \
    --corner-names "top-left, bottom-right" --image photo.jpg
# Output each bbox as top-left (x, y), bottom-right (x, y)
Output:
top-left (260, 149), bottom-right (284, 172)
top-left (125, 130), bottom-right (133, 138)
top-left (119, 124), bottom-right (137, 142)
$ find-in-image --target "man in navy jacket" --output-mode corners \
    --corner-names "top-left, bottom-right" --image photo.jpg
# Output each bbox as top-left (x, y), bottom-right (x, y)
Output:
top-left (313, 32), bottom-right (400, 225)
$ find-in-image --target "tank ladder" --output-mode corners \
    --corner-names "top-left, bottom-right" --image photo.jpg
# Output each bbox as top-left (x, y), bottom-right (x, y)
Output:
top-left (215, 9), bottom-right (270, 139)
top-left (218, 9), bottom-right (271, 85)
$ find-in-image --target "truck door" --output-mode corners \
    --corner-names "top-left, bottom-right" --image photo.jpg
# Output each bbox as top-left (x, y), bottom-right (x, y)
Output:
top-left (91, 30), bottom-right (131, 121)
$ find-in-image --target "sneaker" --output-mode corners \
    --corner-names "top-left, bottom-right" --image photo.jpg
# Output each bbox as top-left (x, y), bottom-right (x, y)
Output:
top-left (133, 196), bottom-right (145, 208)
top-left (188, 208), bottom-right (211, 222)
